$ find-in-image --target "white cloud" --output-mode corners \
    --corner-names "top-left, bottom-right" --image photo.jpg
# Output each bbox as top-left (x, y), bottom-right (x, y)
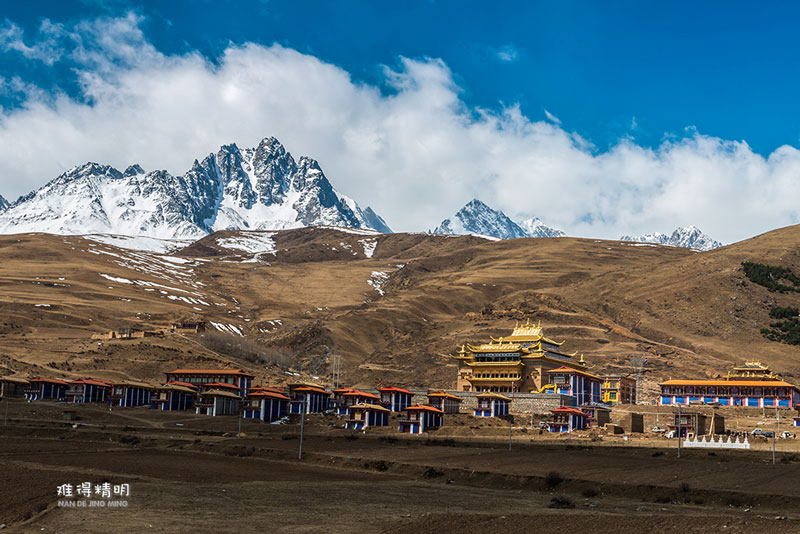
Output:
top-left (0, 13), bottom-right (798, 244)
top-left (495, 43), bottom-right (518, 63)
top-left (0, 19), bottom-right (65, 65)
top-left (543, 109), bottom-right (561, 125)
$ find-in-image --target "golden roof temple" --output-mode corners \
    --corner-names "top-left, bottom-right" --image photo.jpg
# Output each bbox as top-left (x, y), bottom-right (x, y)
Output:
top-left (453, 319), bottom-right (589, 393)
top-left (725, 361), bottom-right (781, 381)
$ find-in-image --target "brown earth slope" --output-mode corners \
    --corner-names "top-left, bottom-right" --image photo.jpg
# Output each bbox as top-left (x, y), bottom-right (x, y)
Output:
top-left (0, 225), bottom-right (798, 396)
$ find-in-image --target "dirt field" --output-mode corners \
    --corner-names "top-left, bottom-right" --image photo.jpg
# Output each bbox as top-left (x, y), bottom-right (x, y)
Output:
top-left (2, 399), bottom-right (800, 533)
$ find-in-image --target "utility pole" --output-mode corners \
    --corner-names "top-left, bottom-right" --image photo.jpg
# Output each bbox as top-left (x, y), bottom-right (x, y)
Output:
top-left (631, 354), bottom-right (647, 405)
top-left (677, 403), bottom-right (681, 459)
top-left (330, 354), bottom-right (341, 390)
top-left (508, 383), bottom-right (514, 451)
top-left (568, 413), bottom-right (572, 441)
top-left (237, 399), bottom-right (243, 438)
top-left (530, 397), bottom-right (534, 430)
top-left (774, 407), bottom-right (780, 465)
top-left (298, 393), bottom-right (307, 460)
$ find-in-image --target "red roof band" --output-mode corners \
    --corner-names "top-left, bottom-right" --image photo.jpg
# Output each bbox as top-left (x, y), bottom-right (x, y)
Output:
top-left (551, 406), bottom-right (588, 416)
top-left (406, 404), bottom-right (444, 414)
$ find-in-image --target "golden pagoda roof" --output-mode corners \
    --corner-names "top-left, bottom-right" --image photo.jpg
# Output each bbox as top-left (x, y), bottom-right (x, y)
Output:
top-left (725, 361), bottom-right (781, 380)
top-left (463, 360), bottom-right (524, 367)
top-left (467, 342), bottom-right (523, 352)
top-left (732, 361), bottom-right (770, 371)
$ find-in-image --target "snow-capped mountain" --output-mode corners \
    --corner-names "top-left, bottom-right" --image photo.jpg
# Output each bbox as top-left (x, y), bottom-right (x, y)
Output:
top-left (432, 199), bottom-right (563, 239)
top-left (620, 232), bottom-right (670, 245)
top-left (0, 193), bottom-right (8, 212)
top-left (519, 216), bottom-right (566, 238)
top-left (0, 137), bottom-right (390, 239)
top-left (620, 226), bottom-right (722, 251)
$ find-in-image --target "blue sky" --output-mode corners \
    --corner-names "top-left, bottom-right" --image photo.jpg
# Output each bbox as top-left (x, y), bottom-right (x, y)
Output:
top-left (5, 1), bottom-right (800, 154)
top-left (0, 1), bottom-right (799, 241)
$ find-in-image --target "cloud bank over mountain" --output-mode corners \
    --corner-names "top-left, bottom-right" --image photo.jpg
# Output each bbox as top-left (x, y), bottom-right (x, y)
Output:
top-left (0, 12), bottom-right (798, 243)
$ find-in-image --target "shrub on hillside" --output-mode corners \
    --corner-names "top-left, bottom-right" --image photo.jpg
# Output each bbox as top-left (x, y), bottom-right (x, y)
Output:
top-left (742, 262), bottom-right (800, 293)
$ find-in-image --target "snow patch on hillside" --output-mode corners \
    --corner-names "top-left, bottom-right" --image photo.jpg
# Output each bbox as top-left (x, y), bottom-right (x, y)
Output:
top-left (216, 232), bottom-right (277, 254)
top-left (84, 234), bottom-right (193, 253)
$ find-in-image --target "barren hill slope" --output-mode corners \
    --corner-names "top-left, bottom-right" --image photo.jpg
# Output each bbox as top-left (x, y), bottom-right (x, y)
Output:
top-left (0, 225), bottom-right (798, 398)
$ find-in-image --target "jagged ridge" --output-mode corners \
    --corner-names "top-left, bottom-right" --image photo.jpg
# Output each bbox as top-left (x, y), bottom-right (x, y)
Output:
top-left (0, 137), bottom-right (391, 239)
top-left (620, 226), bottom-right (722, 251)
top-left (432, 199), bottom-right (563, 239)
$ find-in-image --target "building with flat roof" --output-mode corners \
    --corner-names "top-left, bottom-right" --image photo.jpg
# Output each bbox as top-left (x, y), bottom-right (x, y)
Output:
top-left (109, 381), bottom-right (154, 408)
top-left (345, 403), bottom-right (390, 430)
top-left (164, 369), bottom-right (254, 397)
top-left (579, 404), bottom-right (611, 427)
top-left (0, 376), bottom-right (28, 398)
top-left (25, 377), bottom-right (68, 401)
top-left (66, 379), bottom-right (111, 404)
top-left (399, 404), bottom-right (444, 434)
top-left (547, 367), bottom-right (603, 406)
top-left (378, 386), bottom-right (414, 412)
top-left (427, 391), bottom-right (462, 414)
top-left (474, 392), bottom-right (511, 417)
top-left (244, 389), bottom-right (289, 422)
top-left (195, 389), bottom-right (240, 416)
top-left (150, 383), bottom-right (196, 411)
top-left (287, 383), bottom-right (330, 414)
top-left (546, 407), bottom-right (589, 433)
top-left (339, 390), bottom-right (380, 415)
top-left (601, 376), bottom-right (637, 404)
top-left (659, 362), bottom-right (800, 409)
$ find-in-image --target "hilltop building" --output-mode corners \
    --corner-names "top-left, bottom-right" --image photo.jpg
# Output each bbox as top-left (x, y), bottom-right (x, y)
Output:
top-left (452, 320), bottom-right (593, 394)
top-left (659, 362), bottom-right (800, 409)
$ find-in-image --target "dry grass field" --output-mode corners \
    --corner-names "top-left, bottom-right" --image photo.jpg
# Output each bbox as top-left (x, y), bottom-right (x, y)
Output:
top-left (2, 399), bottom-right (800, 533)
top-left (1, 225), bottom-right (800, 395)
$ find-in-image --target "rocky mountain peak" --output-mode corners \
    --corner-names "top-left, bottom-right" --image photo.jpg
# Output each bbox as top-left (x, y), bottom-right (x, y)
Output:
top-left (0, 136), bottom-right (391, 238)
top-left (123, 164), bottom-right (145, 177)
top-left (432, 198), bottom-right (561, 240)
top-left (0, 193), bottom-right (8, 212)
top-left (519, 216), bottom-right (566, 238)
top-left (620, 226), bottom-right (722, 251)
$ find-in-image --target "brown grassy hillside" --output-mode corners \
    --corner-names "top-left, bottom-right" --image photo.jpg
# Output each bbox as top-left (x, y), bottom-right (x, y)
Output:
top-left (0, 225), bottom-right (798, 398)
